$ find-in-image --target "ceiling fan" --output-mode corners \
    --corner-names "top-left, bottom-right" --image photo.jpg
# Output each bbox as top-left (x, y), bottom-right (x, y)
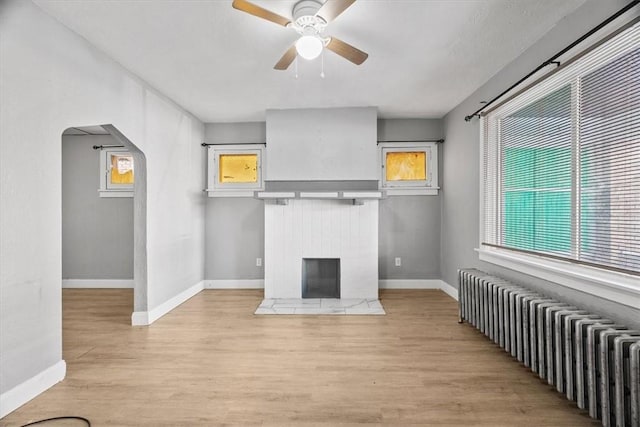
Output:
top-left (232, 0), bottom-right (368, 70)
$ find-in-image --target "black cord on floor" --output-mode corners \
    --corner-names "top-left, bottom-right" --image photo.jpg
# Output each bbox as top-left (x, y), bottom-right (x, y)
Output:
top-left (20, 416), bottom-right (90, 427)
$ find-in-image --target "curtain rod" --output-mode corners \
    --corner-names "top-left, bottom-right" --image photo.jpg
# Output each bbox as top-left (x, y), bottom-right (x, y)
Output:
top-left (201, 142), bottom-right (266, 146)
top-left (93, 144), bottom-right (124, 150)
top-left (202, 140), bottom-right (444, 146)
top-left (377, 139), bottom-right (444, 144)
top-left (464, 0), bottom-right (639, 122)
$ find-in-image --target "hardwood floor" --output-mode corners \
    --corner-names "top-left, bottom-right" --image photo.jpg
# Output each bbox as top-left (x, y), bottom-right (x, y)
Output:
top-left (1, 289), bottom-right (598, 426)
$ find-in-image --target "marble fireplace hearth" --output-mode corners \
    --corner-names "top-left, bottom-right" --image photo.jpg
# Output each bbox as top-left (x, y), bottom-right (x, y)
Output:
top-left (254, 298), bottom-right (385, 315)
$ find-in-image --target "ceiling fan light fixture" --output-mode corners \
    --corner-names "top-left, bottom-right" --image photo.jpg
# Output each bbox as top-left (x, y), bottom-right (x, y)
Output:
top-left (295, 35), bottom-right (323, 60)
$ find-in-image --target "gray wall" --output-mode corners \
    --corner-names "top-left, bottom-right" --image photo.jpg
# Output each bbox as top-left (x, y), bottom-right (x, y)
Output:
top-left (266, 107), bottom-right (378, 181)
top-left (378, 119), bottom-right (443, 280)
top-left (441, 0), bottom-right (640, 328)
top-left (205, 122), bottom-right (265, 280)
top-left (204, 118), bottom-right (443, 281)
top-left (206, 198), bottom-right (264, 280)
top-left (62, 135), bottom-right (133, 280)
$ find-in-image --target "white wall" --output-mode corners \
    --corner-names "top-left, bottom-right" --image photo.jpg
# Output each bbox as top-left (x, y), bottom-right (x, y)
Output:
top-left (0, 0), bottom-right (205, 412)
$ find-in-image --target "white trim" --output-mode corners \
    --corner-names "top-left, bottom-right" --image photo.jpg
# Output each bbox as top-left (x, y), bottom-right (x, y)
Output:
top-left (99, 147), bottom-right (134, 197)
top-left (378, 142), bottom-right (439, 195)
top-left (378, 279), bottom-right (442, 289)
top-left (341, 191), bottom-right (383, 199)
top-left (62, 279), bottom-right (134, 289)
top-left (206, 190), bottom-right (256, 198)
top-left (384, 188), bottom-right (439, 196)
top-left (0, 360), bottom-right (66, 418)
top-left (378, 279), bottom-right (458, 301)
top-left (299, 192), bottom-right (339, 198)
top-left (439, 281), bottom-right (459, 301)
top-left (207, 144), bottom-right (265, 197)
top-left (131, 280), bottom-right (204, 326)
top-left (98, 189), bottom-right (133, 198)
top-left (204, 279), bottom-right (265, 289)
top-left (478, 247), bottom-right (640, 309)
top-left (255, 192), bottom-right (296, 199)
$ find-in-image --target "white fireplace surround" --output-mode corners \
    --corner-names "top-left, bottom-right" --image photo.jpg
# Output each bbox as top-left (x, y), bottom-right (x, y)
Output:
top-left (264, 199), bottom-right (378, 299)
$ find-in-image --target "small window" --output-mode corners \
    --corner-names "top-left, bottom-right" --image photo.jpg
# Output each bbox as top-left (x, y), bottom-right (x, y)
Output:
top-left (100, 148), bottom-right (134, 197)
top-left (219, 153), bottom-right (258, 184)
top-left (379, 142), bottom-right (438, 195)
top-left (207, 144), bottom-right (264, 197)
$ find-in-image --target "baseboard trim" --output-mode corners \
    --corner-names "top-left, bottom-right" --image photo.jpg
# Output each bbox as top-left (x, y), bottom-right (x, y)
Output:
top-left (0, 360), bottom-right (66, 418)
top-left (62, 279), bottom-right (134, 289)
top-left (378, 279), bottom-right (442, 289)
top-left (131, 280), bottom-right (204, 326)
top-left (439, 280), bottom-right (459, 301)
top-left (204, 279), bottom-right (264, 289)
top-left (378, 279), bottom-right (458, 301)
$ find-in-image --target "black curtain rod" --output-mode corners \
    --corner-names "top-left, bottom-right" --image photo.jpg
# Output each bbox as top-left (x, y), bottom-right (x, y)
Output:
top-left (201, 142), bottom-right (266, 146)
top-left (377, 139), bottom-right (444, 144)
top-left (93, 144), bottom-right (124, 150)
top-left (464, 0), bottom-right (640, 122)
top-left (202, 140), bottom-right (444, 146)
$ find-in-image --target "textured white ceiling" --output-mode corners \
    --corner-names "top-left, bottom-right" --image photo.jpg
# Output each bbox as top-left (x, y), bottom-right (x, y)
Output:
top-left (34, 0), bottom-right (587, 122)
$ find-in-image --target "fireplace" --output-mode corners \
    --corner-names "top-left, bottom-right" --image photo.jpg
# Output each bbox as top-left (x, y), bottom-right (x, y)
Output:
top-left (264, 199), bottom-right (378, 299)
top-left (302, 258), bottom-right (340, 298)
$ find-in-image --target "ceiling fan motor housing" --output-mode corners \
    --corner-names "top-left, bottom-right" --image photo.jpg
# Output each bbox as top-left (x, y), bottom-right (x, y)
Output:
top-left (292, 0), bottom-right (326, 30)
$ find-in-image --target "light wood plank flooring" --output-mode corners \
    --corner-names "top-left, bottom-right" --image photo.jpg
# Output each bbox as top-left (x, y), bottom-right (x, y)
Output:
top-left (1, 289), bottom-right (598, 426)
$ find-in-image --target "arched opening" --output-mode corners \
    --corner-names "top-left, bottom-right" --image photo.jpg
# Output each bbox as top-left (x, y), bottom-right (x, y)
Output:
top-left (61, 124), bottom-right (147, 330)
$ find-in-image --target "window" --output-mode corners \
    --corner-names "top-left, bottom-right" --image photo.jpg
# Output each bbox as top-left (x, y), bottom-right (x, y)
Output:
top-left (207, 144), bottom-right (264, 197)
top-left (379, 142), bottom-right (438, 195)
top-left (99, 148), bottom-right (134, 197)
top-left (480, 22), bottom-right (640, 304)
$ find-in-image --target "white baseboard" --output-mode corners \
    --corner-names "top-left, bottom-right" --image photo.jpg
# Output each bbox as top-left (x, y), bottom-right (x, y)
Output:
top-left (62, 279), bottom-right (134, 289)
top-left (0, 360), bottom-right (66, 418)
top-left (131, 280), bottom-right (204, 326)
top-left (204, 279), bottom-right (264, 289)
top-left (378, 279), bottom-right (442, 289)
top-left (439, 280), bottom-right (459, 301)
top-left (378, 279), bottom-right (458, 301)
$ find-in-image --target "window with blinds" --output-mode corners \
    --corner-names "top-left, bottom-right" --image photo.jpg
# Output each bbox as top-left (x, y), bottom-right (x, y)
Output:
top-left (482, 21), bottom-right (640, 276)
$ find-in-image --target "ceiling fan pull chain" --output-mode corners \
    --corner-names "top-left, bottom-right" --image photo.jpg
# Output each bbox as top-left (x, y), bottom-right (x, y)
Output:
top-left (295, 55), bottom-right (299, 79)
top-left (320, 49), bottom-right (325, 78)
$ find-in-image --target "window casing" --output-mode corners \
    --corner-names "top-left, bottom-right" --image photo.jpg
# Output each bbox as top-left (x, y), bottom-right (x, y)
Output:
top-left (207, 144), bottom-right (265, 197)
top-left (480, 21), bottom-right (640, 306)
top-left (99, 148), bottom-right (134, 198)
top-left (379, 142), bottom-right (438, 195)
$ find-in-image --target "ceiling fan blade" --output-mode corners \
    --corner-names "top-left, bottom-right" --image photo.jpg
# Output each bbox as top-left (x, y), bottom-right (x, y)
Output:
top-left (274, 45), bottom-right (297, 70)
top-left (232, 0), bottom-right (291, 27)
top-left (326, 37), bottom-right (368, 65)
top-left (316, 0), bottom-right (356, 23)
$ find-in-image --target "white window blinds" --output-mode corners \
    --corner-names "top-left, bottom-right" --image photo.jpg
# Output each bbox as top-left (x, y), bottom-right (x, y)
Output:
top-left (579, 44), bottom-right (640, 272)
top-left (482, 20), bottom-right (640, 276)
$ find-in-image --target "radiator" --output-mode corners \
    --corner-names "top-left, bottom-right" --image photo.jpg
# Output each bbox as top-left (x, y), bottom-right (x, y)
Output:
top-left (458, 269), bottom-right (640, 427)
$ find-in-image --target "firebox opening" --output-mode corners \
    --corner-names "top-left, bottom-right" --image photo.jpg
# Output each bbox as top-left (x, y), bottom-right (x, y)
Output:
top-left (302, 258), bottom-right (340, 299)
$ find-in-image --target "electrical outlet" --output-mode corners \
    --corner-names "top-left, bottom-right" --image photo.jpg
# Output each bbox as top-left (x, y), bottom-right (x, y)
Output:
top-left (395, 257), bottom-right (401, 267)
top-left (256, 257), bottom-right (262, 267)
